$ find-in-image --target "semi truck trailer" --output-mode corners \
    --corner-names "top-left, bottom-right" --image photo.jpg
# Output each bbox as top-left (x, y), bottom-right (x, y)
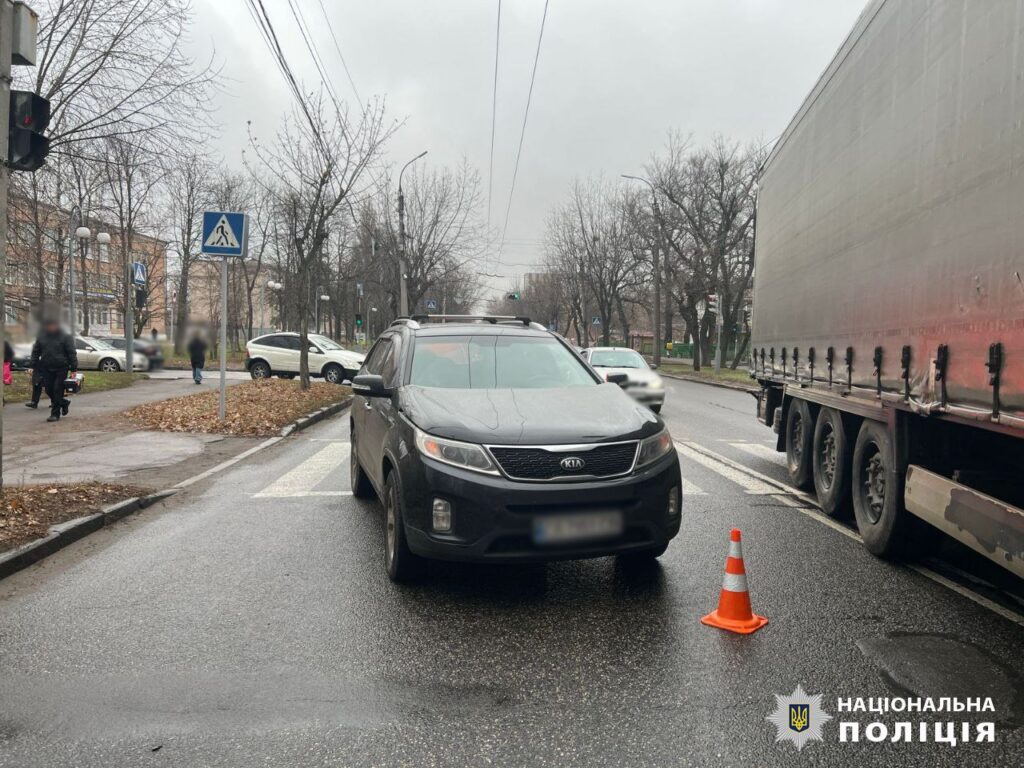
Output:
top-left (751, 0), bottom-right (1024, 578)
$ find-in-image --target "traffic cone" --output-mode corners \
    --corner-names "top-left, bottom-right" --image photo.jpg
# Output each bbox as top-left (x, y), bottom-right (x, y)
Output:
top-left (701, 528), bottom-right (768, 634)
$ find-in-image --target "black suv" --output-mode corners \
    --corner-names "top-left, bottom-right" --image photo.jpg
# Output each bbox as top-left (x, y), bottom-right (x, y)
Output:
top-left (350, 316), bottom-right (681, 581)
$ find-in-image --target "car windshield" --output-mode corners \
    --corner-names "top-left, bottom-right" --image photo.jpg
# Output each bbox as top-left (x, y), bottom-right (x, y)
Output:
top-left (311, 334), bottom-right (344, 351)
top-left (84, 337), bottom-right (114, 350)
top-left (589, 349), bottom-right (647, 369)
top-left (410, 335), bottom-right (596, 389)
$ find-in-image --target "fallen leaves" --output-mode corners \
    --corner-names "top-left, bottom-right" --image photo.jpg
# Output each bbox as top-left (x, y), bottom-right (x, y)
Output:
top-left (0, 482), bottom-right (147, 552)
top-left (123, 379), bottom-right (352, 437)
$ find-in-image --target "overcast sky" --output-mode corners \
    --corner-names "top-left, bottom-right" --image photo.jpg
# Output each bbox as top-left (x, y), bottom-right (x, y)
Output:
top-left (190, 0), bottom-right (866, 296)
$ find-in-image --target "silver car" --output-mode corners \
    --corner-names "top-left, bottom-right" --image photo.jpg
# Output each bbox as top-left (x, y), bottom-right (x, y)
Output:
top-left (582, 347), bottom-right (665, 412)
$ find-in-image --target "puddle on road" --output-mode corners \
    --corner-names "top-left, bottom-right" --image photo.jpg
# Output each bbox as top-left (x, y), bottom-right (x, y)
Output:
top-left (857, 632), bottom-right (1024, 726)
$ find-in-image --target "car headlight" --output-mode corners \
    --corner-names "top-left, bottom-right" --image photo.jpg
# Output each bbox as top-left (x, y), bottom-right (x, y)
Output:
top-left (414, 427), bottom-right (499, 475)
top-left (636, 429), bottom-right (674, 468)
top-left (649, 378), bottom-right (664, 389)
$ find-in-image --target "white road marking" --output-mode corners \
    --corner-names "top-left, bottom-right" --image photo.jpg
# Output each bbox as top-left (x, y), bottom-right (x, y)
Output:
top-left (682, 479), bottom-right (706, 497)
top-left (679, 440), bottom-right (1024, 627)
top-left (254, 442), bottom-right (350, 498)
top-left (675, 442), bottom-right (779, 495)
top-left (175, 437), bottom-right (283, 489)
top-left (730, 441), bottom-right (785, 466)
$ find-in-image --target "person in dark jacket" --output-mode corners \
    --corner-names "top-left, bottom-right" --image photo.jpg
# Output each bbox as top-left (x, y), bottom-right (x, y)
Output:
top-left (187, 331), bottom-right (208, 384)
top-left (29, 319), bottom-right (77, 422)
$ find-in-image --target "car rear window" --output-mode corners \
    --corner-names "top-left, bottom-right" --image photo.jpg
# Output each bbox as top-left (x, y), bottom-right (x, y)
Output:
top-left (589, 349), bottom-right (647, 368)
top-left (409, 335), bottom-right (596, 389)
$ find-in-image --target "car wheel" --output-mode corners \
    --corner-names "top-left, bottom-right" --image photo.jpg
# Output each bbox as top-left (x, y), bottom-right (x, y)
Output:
top-left (785, 398), bottom-right (814, 490)
top-left (99, 358), bottom-right (121, 372)
top-left (650, 404), bottom-right (662, 413)
top-left (323, 363), bottom-right (344, 384)
top-left (350, 438), bottom-right (375, 499)
top-left (812, 407), bottom-right (852, 518)
top-left (851, 420), bottom-right (908, 557)
top-left (384, 471), bottom-right (421, 583)
top-left (249, 360), bottom-right (271, 380)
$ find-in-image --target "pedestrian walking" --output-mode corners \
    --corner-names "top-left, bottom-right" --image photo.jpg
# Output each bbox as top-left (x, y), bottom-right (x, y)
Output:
top-left (188, 331), bottom-right (208, 385)
top-left (3, 340), bottom-right (13, 387)
top-left (151, 327), bottom-right (158, 342)
top-left (29, 318), bottom-right (77, 422)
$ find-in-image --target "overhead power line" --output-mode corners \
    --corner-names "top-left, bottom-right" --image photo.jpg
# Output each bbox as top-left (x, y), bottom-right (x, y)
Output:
top-left (286, 0), bottom-right (343, 110)
top-left (486, 0), bottom-right (502, 229)
top-left (315, 0), bottom-right (364, 109)
top-left (495, 0), bottom-right (551, 265)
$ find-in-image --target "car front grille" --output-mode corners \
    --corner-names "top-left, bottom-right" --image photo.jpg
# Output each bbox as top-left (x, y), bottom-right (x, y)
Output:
top-left (488, 442), bottom-right (638, 481)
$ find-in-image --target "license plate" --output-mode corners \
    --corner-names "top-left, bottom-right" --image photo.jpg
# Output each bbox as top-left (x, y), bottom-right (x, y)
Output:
top-left (533, 511), bottom-right (624, 545)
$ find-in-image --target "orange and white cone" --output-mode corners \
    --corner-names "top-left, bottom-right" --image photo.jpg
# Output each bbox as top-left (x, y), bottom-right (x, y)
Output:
top-left (701, 528), bottom-right (768, 635)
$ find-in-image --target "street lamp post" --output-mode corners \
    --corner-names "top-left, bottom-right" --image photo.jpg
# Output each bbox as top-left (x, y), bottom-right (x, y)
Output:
top-left (315, 288), bottom-right (330, 335)
top-left (69, 223), bottom-right (111, 337)
top-left (398, 151), bottom-right (427, 317)
top-left (622, 174), bottom-right (663, 366)
top-left (266, 280), bottom-right (283, 331)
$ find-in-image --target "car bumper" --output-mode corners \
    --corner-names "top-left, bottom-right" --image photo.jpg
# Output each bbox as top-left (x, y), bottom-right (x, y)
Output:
top-left (625, 387), bottom-right (665, 406)
top-left (398, 451), bottom-right (682, 563)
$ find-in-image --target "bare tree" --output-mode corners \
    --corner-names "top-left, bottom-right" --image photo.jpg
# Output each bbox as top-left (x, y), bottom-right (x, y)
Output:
top-left (248, 90), bottom-right (394, 388)
top-left (164, 152), bottom-right (212, 352)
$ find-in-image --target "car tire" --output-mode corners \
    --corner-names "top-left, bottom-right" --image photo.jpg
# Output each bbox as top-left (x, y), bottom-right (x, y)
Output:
top-left (249, 360), bottom-right (271, 380)
top-left (812, 407), bottom-right (852, 518)
top-left (384, 471), bottom-right (421, 583)
top-left (785, 398), bottom-right (814, 490)
top-left (323, 363), bottom-right (344, 384)
top-left (350, 438), bottom-right (375, 499)
top-left (650, 404), bottom-right (662, 414)
top-left (851, 420), bottom-right (909, 557)
top-left (99, 358), bottom-right (121, 372)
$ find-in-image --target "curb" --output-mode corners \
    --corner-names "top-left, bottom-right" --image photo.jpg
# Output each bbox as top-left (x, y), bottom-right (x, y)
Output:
top-left (0, 489), bottom-right (178, 581)
top-left (280, 398), bottom-right (352, 437)
top-left (660, 371), bottom-right (759, 394)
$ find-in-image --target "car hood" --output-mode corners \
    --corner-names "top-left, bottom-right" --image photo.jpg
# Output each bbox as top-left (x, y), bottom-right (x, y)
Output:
top-left (327, 350), bottom-right (364, 366)
top-left (398, 384), bottom-right (662, 444)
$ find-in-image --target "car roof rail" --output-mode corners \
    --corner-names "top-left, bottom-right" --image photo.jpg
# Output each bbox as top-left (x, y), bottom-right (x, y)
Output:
top-left (390, 317), bottom-right (421, 329)
top-left (408, 314), bottom-right (533, 326)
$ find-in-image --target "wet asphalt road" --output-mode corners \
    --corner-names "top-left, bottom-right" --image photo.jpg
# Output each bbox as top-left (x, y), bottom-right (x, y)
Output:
top-left (0, 378), bottom-right (1022, 767)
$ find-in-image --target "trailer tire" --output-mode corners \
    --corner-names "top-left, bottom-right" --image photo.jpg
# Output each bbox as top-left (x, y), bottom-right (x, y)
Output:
top-left (785, 398), bottom-right (814, 490)
top-left (812, 407), bottom-right (852, 518)
top-left (851, 420), bottom-right (908, 557)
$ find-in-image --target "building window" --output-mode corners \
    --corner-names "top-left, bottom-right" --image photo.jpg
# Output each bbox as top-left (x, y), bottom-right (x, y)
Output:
top-left (5, 305), bottom-right (19, 326)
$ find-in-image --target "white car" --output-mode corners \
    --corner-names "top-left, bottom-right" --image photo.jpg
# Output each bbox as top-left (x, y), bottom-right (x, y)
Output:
top-left (245, 332), bottom-right (365, 384)
top-left (581, 346), bottom-right (666, 412)
top-left (75, 336), bottom-right (147, 372)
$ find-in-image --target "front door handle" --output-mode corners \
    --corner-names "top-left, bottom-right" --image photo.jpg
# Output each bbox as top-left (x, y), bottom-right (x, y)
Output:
top-left (363, 401), bottom-right (373, 411)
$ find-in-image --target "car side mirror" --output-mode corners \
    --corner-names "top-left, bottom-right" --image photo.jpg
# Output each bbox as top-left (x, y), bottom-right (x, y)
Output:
top-left (606, 372), bottom-right (628, 387)
top-left (84, 346), bottom-right (94, 352)
top-left (649, 363), bottom-right (658, 370)
top-left (352, 373), bottom-right (391, 398)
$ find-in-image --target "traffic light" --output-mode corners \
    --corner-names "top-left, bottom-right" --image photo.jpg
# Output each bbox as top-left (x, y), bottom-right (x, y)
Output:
top-left (707, 294), bottom-right (719, 314)
top-left (355, 313), bottom-right (363, 328)
top-left (507, 292), bottom-right (520, 301)
top-left (135, 288), bottom-right (147, 308)
top-left (8, 90), bottom-right (50, 172)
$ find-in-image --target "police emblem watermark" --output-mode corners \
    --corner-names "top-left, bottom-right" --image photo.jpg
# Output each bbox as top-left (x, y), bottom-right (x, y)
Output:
top-left (766, 684), bottom-right (832, 750)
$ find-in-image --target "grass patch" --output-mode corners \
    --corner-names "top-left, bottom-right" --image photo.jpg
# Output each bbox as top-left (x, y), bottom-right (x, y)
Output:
top-left (0, 482), bottom-right (148, 553)
top-left (124, 378), bottom-right (352, 437)
top-left (3, 370), bottom-right (147, 404)
top-left (658, 362), bottom-right (756, 387)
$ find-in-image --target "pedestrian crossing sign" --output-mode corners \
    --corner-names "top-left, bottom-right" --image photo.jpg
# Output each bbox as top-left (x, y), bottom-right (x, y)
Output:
top-left (131, 261), bottom-right (147, 286)
top-left (201, 211), bottom-right (248, 257)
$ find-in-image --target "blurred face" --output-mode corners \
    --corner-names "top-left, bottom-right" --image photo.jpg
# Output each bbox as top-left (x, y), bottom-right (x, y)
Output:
top-left (43, 320), bottom-right (59, 334)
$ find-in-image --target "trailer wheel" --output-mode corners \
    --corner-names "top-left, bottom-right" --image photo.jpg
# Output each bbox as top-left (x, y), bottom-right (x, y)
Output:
top-left (785, 398), bottom-right (814, 490)
top-left (851, 420), bottom-right (908, 557)
top-left (812, 408), bottom-right (852, 518)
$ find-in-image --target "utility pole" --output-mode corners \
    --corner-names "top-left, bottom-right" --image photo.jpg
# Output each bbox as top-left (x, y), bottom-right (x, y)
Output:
top-left (218, 255), bottom-right (227, 421)
top-left (621, 174), bottom-right (663, 365)
top-left (397, 151), bottom-right (426, 316)
top-left (67, 207), bottom-right (78, 335)
top-left (123, 259), bottom-right (134, 372)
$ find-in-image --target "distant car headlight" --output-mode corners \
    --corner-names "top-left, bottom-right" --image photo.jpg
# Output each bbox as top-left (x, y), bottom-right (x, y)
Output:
top-left (414, 427), bottom-right (499, 475)
top-left (636, 429), bottom-right (674, 469)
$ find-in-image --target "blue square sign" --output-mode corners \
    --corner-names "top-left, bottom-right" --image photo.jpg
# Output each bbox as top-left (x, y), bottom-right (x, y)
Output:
top-left (201, 211), bottom-right (248, 257)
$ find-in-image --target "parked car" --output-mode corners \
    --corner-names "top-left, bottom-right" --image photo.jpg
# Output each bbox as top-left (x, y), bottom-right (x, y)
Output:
top-left (101, 337), bottom-right (165, 370)
top-left (580, 347), bottom-right (666, 413)
top-left (245, 332), bottom-right (365, 383)
top-left (75, 336), bottom-right (147, 372)
top-left (350, 315), bottom-right (681, 582)
top-left (11, 343), bottom-right (32, 371)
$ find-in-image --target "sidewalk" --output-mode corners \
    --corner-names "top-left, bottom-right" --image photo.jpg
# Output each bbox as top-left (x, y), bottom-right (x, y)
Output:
top-left (2, 376), bottom-right (256, 488)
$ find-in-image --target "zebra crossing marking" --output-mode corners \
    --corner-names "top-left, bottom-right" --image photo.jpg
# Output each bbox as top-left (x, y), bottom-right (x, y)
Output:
top-left (254, 441), bottom-right (350, 498)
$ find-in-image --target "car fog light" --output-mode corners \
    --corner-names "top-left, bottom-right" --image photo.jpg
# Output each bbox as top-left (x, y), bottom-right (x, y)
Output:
top-left (432, 498), bottom-right (452, 532)
top-left (667, 485), bottom-right (680, 517)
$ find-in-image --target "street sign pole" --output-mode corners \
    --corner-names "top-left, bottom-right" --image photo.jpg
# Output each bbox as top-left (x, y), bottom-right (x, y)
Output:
top-left (219, 255), bottom-right (227, 421)
top-left (714, 313), bottom-right (724, 374)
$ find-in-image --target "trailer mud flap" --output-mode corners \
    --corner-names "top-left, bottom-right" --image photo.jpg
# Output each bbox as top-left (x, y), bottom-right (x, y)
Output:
top-left (905, 465), bottom-right (1024, 579)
